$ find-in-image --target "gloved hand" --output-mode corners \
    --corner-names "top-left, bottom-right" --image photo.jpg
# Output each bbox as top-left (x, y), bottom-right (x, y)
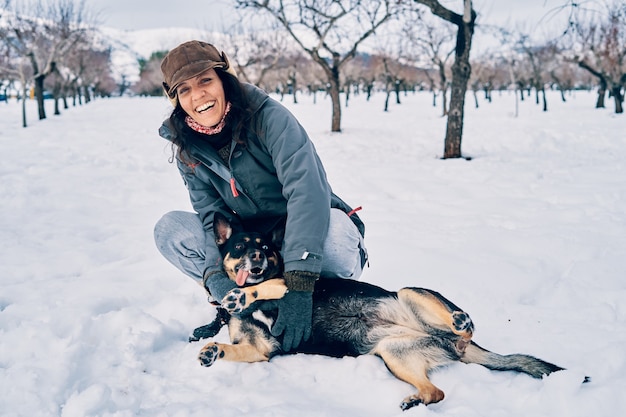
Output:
top-left (203, 270), bottom-right (237, 303)
top-left (270, 270), bottom-right (318, 352)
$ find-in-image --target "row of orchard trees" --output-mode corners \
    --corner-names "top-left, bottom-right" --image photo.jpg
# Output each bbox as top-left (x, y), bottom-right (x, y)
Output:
top-left (132, 0), bottom-right (478, 158)
top-left (235, 0), bottom-right (477, 159)
top-left (0, 0), bottom-right (117, 127)
top-left (134, 0), bottom-right (624, 159)
top-left (477, 0), bottom-right (626, 115)
top-left (5, 1), bottom-right (622, 156)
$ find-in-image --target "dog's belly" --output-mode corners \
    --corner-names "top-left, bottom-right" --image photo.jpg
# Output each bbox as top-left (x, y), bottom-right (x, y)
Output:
top-left (298, 278), bottom-right (396, 357)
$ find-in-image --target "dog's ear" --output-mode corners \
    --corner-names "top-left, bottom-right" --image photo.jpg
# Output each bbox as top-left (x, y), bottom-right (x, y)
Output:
top-left (270, 226), bottom-right (285, 249)
top-left (213, 212), bottom-right (233, 246)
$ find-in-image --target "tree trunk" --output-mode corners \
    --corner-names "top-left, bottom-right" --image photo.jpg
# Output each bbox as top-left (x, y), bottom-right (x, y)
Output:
top-left (443, 13), bottom-right (475, 159)
top-left (53, 83), bottom-right (61, 115)
top-left (395, 80), bottom-right (401, 104)
top-left (290, 71), bottom-right (298, 104)
top-left (21, 87), bottom-right (28, 128)
top-left (328, 75), bottom-right (341, 132)
top-left (384, 89), bottom-right (390, 112)
top-left (328, 59), bottom-right (342, 132)
top-left (535, 86), bottom-right (540, 104)
top-left (438, 64), bottom-right (448, 116)
top-left (596, 80), bottom-right (606, 108)
top-left (611, 83), bottom-right (624, 114)
top-left (34, 74), bottom-right (47, 120)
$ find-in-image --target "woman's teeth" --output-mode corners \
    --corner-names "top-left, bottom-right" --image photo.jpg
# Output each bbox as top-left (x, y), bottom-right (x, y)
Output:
top-left (196, 102), bottom-right (214, 113)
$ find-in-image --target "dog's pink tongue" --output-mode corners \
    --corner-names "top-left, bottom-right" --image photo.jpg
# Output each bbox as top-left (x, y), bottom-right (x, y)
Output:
top-left (236, 269), bottom-right (249, 286)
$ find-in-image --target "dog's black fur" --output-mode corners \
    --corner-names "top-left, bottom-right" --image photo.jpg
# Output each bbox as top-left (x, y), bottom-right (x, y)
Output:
top-left (193, 213), bottom-right (564, 410)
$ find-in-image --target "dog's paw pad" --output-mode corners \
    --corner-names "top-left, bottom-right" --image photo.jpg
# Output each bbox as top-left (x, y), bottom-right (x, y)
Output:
top-left (452, 311), bottom-right (474, 335)
top-left (400, 396), bottom-right (423, 411)
top-left (222, 289), bottom-right (246, 313)
top-left (198, 344), bottom-right (222, 367)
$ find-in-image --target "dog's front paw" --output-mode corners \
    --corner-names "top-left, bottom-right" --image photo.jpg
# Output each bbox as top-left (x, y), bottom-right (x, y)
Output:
top-left (222, 288), bottom-right (248, 313)
top-left (198, 343), bottom-right (222, 367)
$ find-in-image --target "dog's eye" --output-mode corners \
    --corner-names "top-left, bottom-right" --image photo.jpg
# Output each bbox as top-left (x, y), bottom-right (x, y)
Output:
top-left (235, 243), bottom-right (245, 250)
top-left (261, 244), bottom-right (269, 250)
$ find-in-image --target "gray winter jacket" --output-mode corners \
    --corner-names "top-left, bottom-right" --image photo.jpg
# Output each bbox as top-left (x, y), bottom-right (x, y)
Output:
top-left (158, 83), bottom-right (363, 278)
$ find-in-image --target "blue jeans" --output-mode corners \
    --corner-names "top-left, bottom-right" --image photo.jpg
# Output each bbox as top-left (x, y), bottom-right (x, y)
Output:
top-left (154, 208), bottom-right (367, 286)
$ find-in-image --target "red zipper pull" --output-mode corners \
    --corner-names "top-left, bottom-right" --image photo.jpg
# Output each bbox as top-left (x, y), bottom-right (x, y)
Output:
top-left (346, 206), bottom-right (362, 217)
top-left (230, 178), bottom-right (239, 197)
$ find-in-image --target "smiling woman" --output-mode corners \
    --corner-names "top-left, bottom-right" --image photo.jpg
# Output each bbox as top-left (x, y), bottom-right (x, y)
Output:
top-left (153, 40), bottom-right (368, 353)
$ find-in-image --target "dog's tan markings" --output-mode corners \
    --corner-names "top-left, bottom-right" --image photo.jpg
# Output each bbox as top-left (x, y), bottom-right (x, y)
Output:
top-left (267, 255), bottom-right (279, 267)
top-left (222, 279), bottom-right (288, 313)
top-left (198, 342), bottom-right (271, 365)
top-left (222, 254), bottom-right (239, 281)
top-left (373, 337), bottom-right (445, 407)
top-left (398, 288), bottom-right (474, 342)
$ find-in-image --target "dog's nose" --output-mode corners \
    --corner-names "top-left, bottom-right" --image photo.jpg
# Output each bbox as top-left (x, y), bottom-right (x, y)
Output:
top-left (251, 250), bottom-right (264, 262)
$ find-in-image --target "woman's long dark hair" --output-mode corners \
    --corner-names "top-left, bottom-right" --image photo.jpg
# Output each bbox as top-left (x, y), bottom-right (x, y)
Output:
top-left (167, 68), bottom-right (253, 164)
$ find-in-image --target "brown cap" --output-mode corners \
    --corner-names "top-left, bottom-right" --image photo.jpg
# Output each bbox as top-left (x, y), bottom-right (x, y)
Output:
top-left (160, 40), bottom-right (236, 99)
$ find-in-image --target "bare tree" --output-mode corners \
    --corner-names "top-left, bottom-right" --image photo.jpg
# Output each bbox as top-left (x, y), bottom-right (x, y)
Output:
top-left (0, 44), bottom-right (33, 126)
top-left (402, 7), bottom-right (455, 116)
top-left (413, 0), bottom-right (476, 159)
top-left (300, 58), bottom-right (327, 104)
top-left (570, 2), bottom-right (625, 113)
top-left (223, 20), bottom-right (292, 89)
top-left (468, 59), bottom-right (496, 108)
top-left (1, 0), bottom-right (92, 120)
top-left (236, 0), bottom-right (400, 132)
top-left (517, 36), bottom-right (563, 112)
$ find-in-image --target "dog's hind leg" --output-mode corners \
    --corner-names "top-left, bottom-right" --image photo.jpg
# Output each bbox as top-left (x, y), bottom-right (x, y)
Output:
top-left (373, 336), bottom-right (446, 410)
top-left (398, 288), bottom-right (474, 351)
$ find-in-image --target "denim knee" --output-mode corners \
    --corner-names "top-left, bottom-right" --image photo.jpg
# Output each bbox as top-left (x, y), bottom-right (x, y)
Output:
top-left (154, 211), bottom-right (206, 283)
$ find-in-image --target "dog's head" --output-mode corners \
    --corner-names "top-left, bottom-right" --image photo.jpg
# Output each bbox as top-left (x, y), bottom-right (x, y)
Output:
top-left (213, 212), bottom-right (283, 287)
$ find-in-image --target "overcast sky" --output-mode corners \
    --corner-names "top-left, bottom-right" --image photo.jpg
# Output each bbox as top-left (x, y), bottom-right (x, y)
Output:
top-left (89, 0), bottom-right (236, 31)
top-left (88, 0), bottom-right (574, 32)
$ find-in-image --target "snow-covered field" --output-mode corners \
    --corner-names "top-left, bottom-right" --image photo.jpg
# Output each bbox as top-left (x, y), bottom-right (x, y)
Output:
top-left (1, 89), bottom-right (624, 416)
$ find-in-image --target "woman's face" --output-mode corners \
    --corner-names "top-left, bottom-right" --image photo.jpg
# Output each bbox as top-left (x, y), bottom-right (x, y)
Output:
top-left (176, 68), bottom-right (226, 127)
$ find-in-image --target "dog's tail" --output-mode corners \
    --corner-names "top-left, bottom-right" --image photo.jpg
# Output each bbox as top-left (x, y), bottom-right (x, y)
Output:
top-left (460, 341), bottom-right (564, 378)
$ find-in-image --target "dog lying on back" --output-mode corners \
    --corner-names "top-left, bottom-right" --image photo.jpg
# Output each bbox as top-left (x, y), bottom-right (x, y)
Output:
top-left (193, 213), bottom-right (563, 410)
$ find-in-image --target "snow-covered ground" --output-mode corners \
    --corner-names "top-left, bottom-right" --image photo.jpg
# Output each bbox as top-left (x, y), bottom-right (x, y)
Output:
top-left (1, 89), bottom-right (624, 416)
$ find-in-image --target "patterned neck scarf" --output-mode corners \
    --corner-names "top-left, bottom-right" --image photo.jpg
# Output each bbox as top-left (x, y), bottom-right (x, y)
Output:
top-left (185, 102), bottom-right (232, 135)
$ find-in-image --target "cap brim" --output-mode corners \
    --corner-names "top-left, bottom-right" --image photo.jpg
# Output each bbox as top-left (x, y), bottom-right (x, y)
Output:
top-left (168, 61), bottom-right (226, 94)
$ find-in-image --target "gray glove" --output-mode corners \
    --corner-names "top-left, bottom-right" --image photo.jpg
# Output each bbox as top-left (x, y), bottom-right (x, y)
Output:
top-left (270, 270), bottom-right (318, 351)
top-left (203, 270), bottom-right (237, 303)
